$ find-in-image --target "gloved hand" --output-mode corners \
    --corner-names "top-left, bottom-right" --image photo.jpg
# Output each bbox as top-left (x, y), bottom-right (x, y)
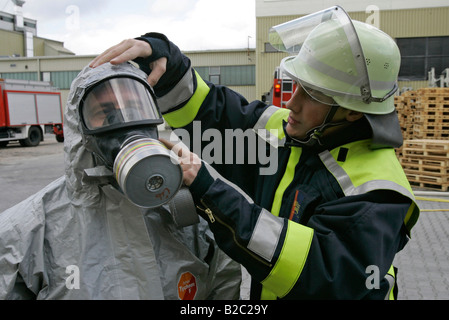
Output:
top-left (159, 138), bottom-right (202, 186)
top-left (90, 33), bottom-right (190, 97)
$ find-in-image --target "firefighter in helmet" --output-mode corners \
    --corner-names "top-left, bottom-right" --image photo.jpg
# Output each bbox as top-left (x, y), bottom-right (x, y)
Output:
top-left (91, 6), bottom-right (419, 299)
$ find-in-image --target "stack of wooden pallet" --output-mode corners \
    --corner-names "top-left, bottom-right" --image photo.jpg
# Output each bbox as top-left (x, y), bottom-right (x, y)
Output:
top-left (413, 88), bottom-right (449, 139)
top-left (400, 139), bottom-right (449, 191)
top-left (395, 87), bottom-right (449, 191)
top-left (395, 90), bottom-right (417, 140)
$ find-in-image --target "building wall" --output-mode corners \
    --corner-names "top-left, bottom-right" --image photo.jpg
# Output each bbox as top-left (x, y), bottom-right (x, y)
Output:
top-left (0, 50), bottom-right (257, 109)
top-left (0, 29), bottom-right (25, 57)
top-left (0, 29), bottom-right (74, 57)
top-left (186, 49), bottom-right (257, 101)
top-left (1, 3), bottom-right (448, 109)
top-left (0, 55), bottom-right (94, 105)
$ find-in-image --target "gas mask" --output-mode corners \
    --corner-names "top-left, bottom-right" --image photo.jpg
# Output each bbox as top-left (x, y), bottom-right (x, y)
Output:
top-left (79, 75), bottom-right (185, 210)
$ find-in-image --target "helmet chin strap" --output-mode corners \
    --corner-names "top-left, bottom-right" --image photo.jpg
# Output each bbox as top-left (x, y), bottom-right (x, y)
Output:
top-left (288, 105), bottom-right (348, 147)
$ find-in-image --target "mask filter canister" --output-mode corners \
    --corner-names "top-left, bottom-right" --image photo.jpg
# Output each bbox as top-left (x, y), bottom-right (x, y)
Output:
top-left (113, 138), bottom-right (183, 208)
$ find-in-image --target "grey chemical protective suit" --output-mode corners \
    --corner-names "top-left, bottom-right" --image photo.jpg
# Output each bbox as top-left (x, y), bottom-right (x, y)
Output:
top-left (0, 63), bottom-right (241, 300)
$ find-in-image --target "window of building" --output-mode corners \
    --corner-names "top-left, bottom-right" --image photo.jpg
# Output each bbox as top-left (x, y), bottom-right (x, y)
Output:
top-left (264, 42), bottom-right (300, 53)
top-left (48, 70), bottom-right (81, 89)
top-left (0, 71), bottom-right (81, 89)
top-left (397, 36), bottom-right (449, 81)
top-left (209, 66), bottom-right (221, 85)
top-left (195, 65), bottom-right (255, 86)
top-left (264, 42), bottom-right (279, 53)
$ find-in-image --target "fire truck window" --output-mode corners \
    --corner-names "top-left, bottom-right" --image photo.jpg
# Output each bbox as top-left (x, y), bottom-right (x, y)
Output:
top-left (283, 82), bottom-right (292, 92)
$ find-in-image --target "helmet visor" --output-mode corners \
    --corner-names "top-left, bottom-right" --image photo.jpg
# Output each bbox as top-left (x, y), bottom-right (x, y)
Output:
top-left (270, 6), bottom-right (372, 104)
top-left (81, 77), bottom-right (162, 133)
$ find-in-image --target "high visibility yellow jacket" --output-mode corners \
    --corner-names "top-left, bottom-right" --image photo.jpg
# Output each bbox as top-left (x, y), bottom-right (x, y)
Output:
top-left (136, 33), bottom-right (420, 299)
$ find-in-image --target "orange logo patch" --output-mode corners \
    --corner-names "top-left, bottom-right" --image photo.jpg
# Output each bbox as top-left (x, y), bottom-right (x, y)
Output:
top-left (177, 272), bottom-right (197, 300)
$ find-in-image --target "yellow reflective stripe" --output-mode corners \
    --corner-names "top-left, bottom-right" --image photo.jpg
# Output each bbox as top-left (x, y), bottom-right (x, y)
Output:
top-left (325, 140), bottom-right (420, 233)
top-left (261, 220), bottom-right (314, 298)
top-left (270, 147), bottom-right (302, 217)
top-left (265, 108), bottom-right (289, 140)
top-left (328, 140), bottom-right (414, 196)
top-left (404, 201), bottom-right (419, 234)
top-left (260, 287), bottom-right (277, 300)
top-left (163, 70), bottom-right (210, 128)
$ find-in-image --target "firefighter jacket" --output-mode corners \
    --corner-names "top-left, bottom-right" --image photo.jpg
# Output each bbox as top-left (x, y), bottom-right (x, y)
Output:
top-left (136, 33), bottom-right (420, 300)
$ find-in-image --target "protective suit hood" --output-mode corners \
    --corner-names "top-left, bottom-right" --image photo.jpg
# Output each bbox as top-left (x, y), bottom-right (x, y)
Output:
top-left (64, 63), bottom-right (153, 205)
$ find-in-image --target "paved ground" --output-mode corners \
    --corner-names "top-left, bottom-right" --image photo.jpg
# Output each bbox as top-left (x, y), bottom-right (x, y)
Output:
top-left (393, 192), bottom-right (449, 300)
top-left (239, 193), bottom-right (449, 300)
top-left (1, 132), bottom-right (448, 300)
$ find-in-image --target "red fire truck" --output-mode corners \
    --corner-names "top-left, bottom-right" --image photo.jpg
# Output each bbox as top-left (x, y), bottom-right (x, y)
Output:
top-left (269, 67), bottom-right (297, 108)
top-left (0, 78), bottom-right (64, 147)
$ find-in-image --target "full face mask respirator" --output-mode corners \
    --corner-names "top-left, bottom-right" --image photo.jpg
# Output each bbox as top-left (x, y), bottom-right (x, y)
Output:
top-left (79, 70), bottom-right (198, 227)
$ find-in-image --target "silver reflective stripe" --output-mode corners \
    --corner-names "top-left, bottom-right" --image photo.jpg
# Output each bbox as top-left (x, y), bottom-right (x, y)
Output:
top-left (255, 127), bottom-right (284, 149)
top-left (319, 150), bottom-right (355, 194)
top-left (384, 273), bottom-right (395, 300)
top-left (156, 68), bottom-right (194, 112)
top-left (203, 162), bottom-right (254, 204)
top-left (299, 47), bottom-right (359, 88)
top-left (253, 105), bottom-right (279, 131)
top-left (248, 208), bottom-right (284, 262)
top-left (253, 105), bottom-right (286, 147)
top-left (299, 48), bottom-right (396, 94)
top-left (319, 150), bottom-right (415, 200)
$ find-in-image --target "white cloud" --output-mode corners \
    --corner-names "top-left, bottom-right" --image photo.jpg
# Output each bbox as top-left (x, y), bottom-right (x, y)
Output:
top-left (18, 0), bottom-right (256, 55)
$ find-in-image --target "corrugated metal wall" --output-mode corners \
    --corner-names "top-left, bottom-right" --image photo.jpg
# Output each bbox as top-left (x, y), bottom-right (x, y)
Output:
top-left (186, 49), bottom-right (257, 101)
top-left (256, 6), bottom-right (449, 99)
top-left (186, 49), bottom-right (255, 67)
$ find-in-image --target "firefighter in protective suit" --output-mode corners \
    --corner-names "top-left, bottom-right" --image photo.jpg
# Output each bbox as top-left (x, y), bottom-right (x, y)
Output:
top-left (91, 6), bottom-right (420, 299)
top-left (0, 62), bottom-right (241, 300)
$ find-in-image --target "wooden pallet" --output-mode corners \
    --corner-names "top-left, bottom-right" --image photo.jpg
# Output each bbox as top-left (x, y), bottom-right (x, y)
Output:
top-left (419, 96), bottom-right (449, 103)
top-left (400, 139), bottom-right (449, 191)
top-left (413, 130), bottom-right (449, 139)
top-left (395, 90), bottom-right (449, 191)
top-left (405, 171), bottom-right (449, 184)
top-left (400, 157), bottom-right (449, 173)
top-left (414, 123), bottom-right (449, 131)
top-left (409, 181), bottom-right (449, 192)
top-left (402, 139), bottom-right (449, 153)
top-left (417, 88), bottom-right (449, 95)
top-left (415, 112), bottom-right (449, 121)
top-left (418, 102), bottom-right (449, 110)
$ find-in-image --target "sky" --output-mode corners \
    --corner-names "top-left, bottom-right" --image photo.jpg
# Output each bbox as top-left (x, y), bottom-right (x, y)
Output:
top-left (1, 0), bottom-right (256, 55)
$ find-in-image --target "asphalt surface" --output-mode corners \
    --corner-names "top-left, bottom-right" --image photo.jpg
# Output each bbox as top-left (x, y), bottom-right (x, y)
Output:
top-left (0, 132), bottom-right (448, 300)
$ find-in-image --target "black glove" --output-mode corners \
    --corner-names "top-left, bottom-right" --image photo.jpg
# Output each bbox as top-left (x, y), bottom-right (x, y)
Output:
top-left (134, 32), bottom-right (191, 97)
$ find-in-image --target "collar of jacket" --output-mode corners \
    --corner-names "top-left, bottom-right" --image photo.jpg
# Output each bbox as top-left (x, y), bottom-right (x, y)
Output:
top-left (283, 117), bottom-right (372, 152)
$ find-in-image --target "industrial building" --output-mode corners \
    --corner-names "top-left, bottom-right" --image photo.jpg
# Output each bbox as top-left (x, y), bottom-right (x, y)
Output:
top-left (0, 0), bottom-right (448, 105)
top-left (255, 0), bottom-right (449, 99)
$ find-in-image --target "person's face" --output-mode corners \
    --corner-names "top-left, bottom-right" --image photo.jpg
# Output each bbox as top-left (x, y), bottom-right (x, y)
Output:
top-left (83, 86), bottom-right (140, 130)
top-left (285, 84), bottom-right (360, 140)
top-left (285, 85), bottom-right (333, 139)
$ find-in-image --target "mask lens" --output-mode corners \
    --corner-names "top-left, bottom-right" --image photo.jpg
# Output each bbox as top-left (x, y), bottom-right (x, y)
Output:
top-left (82, 77), bottom-right (161, 131)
